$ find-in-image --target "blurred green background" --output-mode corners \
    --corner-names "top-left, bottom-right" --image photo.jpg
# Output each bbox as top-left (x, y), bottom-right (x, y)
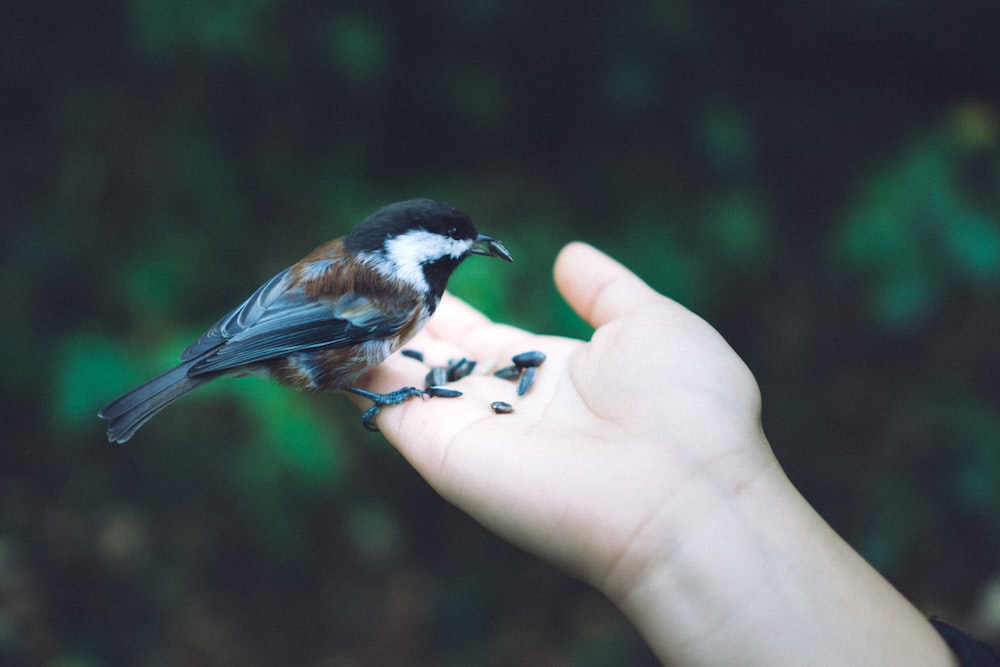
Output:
top-left (3, 1), bottom-right (1000, 664)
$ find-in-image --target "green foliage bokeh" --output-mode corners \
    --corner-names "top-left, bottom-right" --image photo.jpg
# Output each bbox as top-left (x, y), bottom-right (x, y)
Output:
top-left (3, 0), bottom-right (1000, 664)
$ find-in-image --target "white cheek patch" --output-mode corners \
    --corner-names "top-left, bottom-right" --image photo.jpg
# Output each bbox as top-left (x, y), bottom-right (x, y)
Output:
top-left (379, 231), bottom-right (473, 291)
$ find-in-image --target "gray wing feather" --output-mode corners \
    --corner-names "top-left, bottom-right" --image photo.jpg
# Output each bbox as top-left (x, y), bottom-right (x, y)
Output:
top-left (180, 268), bottom-right (296, 360)
top-left (187, 291), bottom-right (410, 375)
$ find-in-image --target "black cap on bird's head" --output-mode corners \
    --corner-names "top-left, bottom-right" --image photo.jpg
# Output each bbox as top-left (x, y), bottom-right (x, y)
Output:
top-left (344, 199), bottom-right (506, 256)
top-left (345, 199), bottom-right (512, 301)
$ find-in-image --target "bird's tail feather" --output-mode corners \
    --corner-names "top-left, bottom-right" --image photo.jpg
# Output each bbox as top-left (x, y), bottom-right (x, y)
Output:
top-left (99, 362), bottom-right (213, 443)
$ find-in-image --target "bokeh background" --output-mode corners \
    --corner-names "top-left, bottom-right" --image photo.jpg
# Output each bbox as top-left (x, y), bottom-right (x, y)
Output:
top-left (4, 1), bottom-right (1000, 664)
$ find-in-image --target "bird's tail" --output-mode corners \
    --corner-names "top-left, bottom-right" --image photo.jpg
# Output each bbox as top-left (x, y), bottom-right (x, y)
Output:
top-left (98, 361), bottom-right (213, 443)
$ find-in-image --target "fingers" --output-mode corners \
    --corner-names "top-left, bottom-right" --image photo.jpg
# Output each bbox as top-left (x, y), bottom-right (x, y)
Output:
top-left (353, 242), bottom-right (671, 437)
top-left (347, 293), bottom-right (544, 436)
top-left (425, 293), bottom-right (537, 361)
top-left (553, 242), bottom-right (669, 329)
top-left (425, 292), bottom-right (493, 339)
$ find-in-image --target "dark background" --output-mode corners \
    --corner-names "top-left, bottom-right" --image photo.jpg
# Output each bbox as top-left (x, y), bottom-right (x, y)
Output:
top-left (3, 1), bottom-right (1000, 664)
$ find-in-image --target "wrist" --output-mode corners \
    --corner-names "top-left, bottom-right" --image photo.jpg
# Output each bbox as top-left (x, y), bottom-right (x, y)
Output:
top-left (593, 428), bottom-right (782, 606)
top-left (598, 438), bottom-right (957, 666)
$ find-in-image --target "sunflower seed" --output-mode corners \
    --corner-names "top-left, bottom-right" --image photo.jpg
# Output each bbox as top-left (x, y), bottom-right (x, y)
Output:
top-left (490, 401), bottom-right (514, 414)
top-left (447, 357), bottom-right (477, 381)
top-left (425, 386), bottom-right (463, 398)
top-left (425, 367), bottom-right (448, 388)
top-left (493, 365), bottom-right (522, 381)
top-left (512, 351), bottom-right (546, 369)
top-left (401, 349), bottom-right (424, 362)
top-left (516, 366), bottom-right (537, 396)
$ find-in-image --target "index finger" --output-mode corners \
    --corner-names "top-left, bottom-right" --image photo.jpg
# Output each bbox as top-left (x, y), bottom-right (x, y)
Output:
top-left (425, 293), bottom-right (537, 361)
top-left (554, 242), bottom-right (670, 329)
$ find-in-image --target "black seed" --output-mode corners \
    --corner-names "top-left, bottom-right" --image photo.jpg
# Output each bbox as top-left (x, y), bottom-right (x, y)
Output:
top-left (426, 386), bottom-right (463, 398)
top-left (401, 349), bottom-right (424, 362)
top-left (516, 366), bottom-right (536, 396)
top-left (512, 350), bottom-right (546, 368)
top-left (425, 367), bottom-right (448, 388)
top-left (493, 365), bottom-right (522, 381)
top-left (490, 401), bottom-right (514, 414)
top-left (447, 357), bottom-right (477, 381)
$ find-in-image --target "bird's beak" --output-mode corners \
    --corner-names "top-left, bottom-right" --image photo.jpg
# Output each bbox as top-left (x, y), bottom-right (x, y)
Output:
top-left (470, 234), bottom-right (514, 263)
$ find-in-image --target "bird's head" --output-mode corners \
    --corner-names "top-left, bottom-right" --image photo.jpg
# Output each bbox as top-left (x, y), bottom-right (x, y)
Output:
top-left (345, 199), bottom-right (513, 303)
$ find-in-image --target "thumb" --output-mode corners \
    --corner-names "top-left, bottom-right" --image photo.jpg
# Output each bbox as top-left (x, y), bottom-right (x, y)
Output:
top-left (554, 242), bottom-right (667, 329)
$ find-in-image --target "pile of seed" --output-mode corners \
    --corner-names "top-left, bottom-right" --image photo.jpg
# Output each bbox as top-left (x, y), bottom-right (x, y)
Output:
top-left (402, 349), bottom-right (547, 414)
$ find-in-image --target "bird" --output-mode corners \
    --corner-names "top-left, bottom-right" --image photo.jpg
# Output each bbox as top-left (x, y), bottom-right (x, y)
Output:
top-left (98, 199), bottom-right (513, 442)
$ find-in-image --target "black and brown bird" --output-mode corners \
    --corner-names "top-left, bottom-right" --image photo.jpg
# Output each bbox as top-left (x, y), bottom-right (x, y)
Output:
top-left (99, 199), bottom-right (513, 442)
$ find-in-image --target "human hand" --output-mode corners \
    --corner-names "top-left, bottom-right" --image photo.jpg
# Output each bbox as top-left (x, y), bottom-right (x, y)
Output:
top-left (352, 241), bottom-right (957, 666)
top-left (352, 241), bottom-right (776, 594)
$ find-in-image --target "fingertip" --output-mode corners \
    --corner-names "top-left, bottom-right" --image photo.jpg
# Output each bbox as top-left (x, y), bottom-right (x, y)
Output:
top-left (554, 242), bottom-right (664, 329)
top-left (553, 241), bottom-right (603, 281)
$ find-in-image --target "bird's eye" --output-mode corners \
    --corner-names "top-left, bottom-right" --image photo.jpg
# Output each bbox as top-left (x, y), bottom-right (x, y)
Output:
top-left (447, 226), bottom-right (459, 238)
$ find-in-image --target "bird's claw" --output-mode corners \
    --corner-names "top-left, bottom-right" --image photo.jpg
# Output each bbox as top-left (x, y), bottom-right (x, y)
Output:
top-left (361, 405), bottom-right (382, 432)
top-left (349, 385), bottom-right (462, 432)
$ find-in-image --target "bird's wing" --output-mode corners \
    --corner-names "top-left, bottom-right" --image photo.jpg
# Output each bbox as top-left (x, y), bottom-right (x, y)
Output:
top-left (181, 267), bottom-right (297, 360)
top-left (186, 288), bottom-right (416, 375)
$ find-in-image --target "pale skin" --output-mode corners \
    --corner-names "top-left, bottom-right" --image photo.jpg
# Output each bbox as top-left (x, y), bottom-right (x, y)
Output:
top-left (352, 242), bottom-right (959, 667)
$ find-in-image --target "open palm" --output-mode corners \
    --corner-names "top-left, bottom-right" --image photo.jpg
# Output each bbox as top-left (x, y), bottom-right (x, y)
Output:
top-left (350, 242), bottom-right (962, 666)
top-left (352, 242), bottom-right (773, 591)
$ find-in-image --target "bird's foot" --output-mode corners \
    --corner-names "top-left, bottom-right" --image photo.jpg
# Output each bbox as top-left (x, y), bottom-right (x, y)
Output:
top-left (348, 385), bottom-right (462, 432)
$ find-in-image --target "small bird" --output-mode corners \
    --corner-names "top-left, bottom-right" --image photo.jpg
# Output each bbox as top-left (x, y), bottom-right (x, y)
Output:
top-left (99, 199), bottom-right (513, 442)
